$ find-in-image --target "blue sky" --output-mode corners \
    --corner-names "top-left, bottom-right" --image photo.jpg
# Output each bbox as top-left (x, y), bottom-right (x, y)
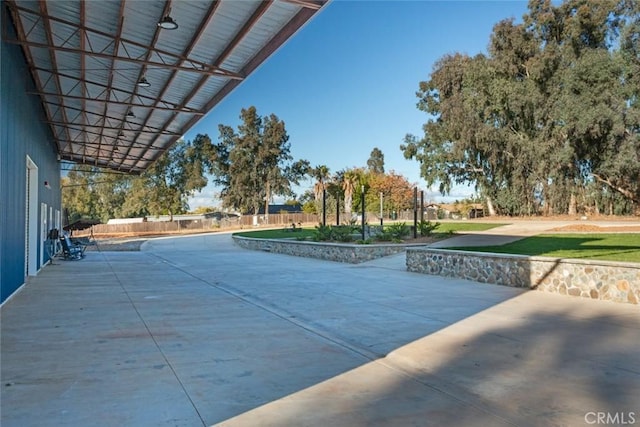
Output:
top-left (185, 0), bottom-right (530, 209)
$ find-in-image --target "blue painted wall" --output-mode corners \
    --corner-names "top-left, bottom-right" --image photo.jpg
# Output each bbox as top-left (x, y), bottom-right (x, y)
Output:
top-left (1, 17), bottom-right (61, 302)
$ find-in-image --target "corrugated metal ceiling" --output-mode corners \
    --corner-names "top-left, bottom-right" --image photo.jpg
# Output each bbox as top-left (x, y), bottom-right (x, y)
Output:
top-left (4, 0), bottom-right (328, 174)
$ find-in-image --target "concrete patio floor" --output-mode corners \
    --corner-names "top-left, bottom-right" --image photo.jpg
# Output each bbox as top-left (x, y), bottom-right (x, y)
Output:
top-left (1, 231), bottom-right (639, 427)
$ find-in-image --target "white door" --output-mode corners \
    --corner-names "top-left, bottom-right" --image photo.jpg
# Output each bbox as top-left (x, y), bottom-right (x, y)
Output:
top-left (40, 202), bottom-right (47, 267)
top-left (25, 156), bottom-right (39, 276)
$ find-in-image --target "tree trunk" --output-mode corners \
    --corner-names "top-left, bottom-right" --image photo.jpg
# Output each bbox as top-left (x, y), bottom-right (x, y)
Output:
top-left (592, 173), bottom-right (639, 204)
top-left (568, 193), bottom-right (577, 215)
top-left (264, 181), bottom-right (270, 225)
top-left (485, 196), bottom-right (496, 216)
top-left (344, 193), bottom-right (352, 216)
top-left (541, 183), bottom-right (550, 216)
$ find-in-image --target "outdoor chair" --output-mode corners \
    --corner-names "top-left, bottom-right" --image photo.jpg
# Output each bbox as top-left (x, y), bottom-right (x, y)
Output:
top-left (59, 235), bottom-right (85, 260)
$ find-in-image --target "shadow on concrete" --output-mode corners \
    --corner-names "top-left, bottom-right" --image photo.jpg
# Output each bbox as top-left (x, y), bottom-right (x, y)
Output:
top-left (149, 244), bottom-right (531, 424)
top-left (216, 300), bottom-right (640, 426)
top-left (0, 238), bottom-right (526, 427)
top-left (2, 233), bottom-right (638, 427)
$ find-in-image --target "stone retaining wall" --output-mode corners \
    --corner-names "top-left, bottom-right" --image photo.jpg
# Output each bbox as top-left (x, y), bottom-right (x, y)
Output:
top-left (406, 248), bottom-right (639, 305)
top-left (232, 236), bottom-right (407, 264)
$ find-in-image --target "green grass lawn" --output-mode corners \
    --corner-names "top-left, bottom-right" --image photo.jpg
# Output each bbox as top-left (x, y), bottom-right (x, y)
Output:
top-left (233, 228), bottom-right (316, 239)
top-left (450, 233), bottom-right (640, 263)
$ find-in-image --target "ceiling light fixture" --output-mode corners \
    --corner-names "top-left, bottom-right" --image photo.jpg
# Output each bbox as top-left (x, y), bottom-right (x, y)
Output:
top-left (137, 76), bottom-right (150, 87)
top-left (127, 110), bottom-right (136, 119)
top-left (158, 10), bottom-right (178, 30)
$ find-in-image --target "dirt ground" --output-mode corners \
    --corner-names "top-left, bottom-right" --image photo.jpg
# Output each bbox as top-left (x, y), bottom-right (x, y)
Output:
top-left (549, 224), bottom-right (640, 232)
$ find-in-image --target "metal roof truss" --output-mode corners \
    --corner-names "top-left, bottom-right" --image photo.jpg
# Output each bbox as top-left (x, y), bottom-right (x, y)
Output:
top-left (4, 0), bottom-right (327, 174)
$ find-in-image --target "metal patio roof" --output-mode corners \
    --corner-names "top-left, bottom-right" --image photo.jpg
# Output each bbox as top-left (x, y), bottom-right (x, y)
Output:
top-left (4, 0), bottom-right (328, 174)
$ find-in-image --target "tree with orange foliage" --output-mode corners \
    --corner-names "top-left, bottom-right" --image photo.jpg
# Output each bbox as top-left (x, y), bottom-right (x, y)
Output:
top-left (366, 170), bottom-right (415, 216)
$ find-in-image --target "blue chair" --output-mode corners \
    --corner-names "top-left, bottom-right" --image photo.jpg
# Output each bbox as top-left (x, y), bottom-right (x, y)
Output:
top-left (59, 235), bottom-right (85, 260)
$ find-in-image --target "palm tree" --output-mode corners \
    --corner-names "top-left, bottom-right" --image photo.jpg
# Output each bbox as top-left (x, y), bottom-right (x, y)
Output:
top-left (341, 169), bottom-right (359, 217)
top-left (312, 165), bottom-right (330, 203)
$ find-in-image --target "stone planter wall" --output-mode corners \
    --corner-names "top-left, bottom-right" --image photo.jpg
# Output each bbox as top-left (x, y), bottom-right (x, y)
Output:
top-left (406, 248), bottom-right (640, 305)
top-left (232, 236), bottom-right (407, 264)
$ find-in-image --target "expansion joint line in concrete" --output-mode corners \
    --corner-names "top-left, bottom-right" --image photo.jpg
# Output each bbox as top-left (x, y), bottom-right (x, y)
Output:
top-left (148, 252), bottom-right (519, 426)
top-left (147, 253), bottom-right (382, 363)
top-left (101, 252), bottom-right (208, 427)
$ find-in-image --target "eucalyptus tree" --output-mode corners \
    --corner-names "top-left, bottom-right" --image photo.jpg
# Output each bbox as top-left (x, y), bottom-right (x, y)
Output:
top-left (62, 166), bottom-right (101, 223)
top-left (120, 136), bottom-right (211, 220)
top-left (62, 165), bottom-right (132, 223)
top-left (367, 147), bottom-right (385, 174)
top-left (402, 0), bottom-right (639, 215)
top-left (63, 137), bottom-right (213, 223)
top-left (208, 106), bottom-right (310, 218)
top-left (93, 169), bottom-right (131, 220)
top-left (526, 0), bottom-right (640, 213)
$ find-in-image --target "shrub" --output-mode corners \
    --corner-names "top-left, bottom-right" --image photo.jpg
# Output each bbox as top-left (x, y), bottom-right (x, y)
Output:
top-left (386, 222), bottom-right (410, 240)
top-left (417, 220), bottom-right (440, 236)
top-left (331, 225), bottom-right (354, 242)
top-left (313, 224), bottom-right (332, 241)
top-left (376, 229), bottom-right (394, 241)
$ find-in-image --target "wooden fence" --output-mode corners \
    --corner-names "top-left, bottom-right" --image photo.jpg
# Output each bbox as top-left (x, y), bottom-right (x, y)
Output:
top-left (79, 213), bottom-right (319, 237)
top-left (75, 211), bottom-right (425, 237)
